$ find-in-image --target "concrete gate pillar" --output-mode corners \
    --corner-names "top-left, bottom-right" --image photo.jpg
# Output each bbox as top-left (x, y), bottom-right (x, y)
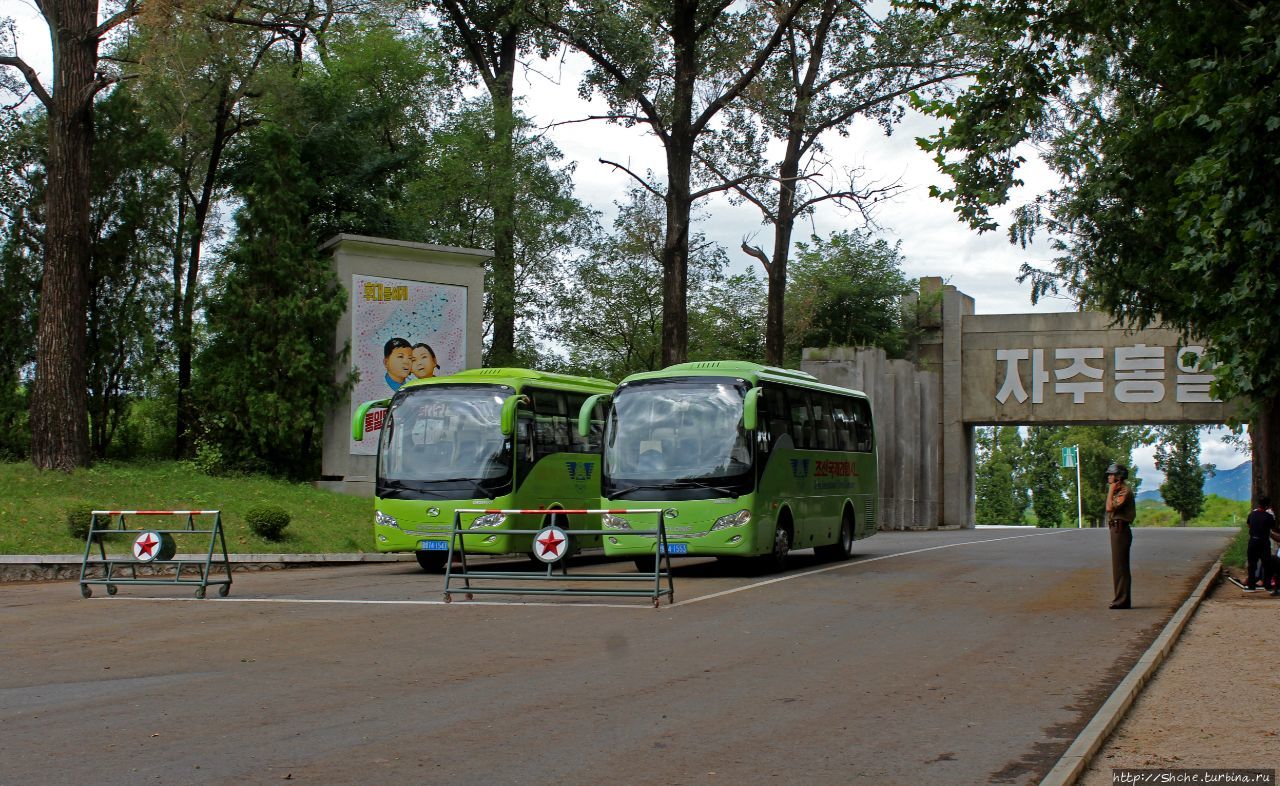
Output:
top-left (940, 285), bottom-right (976, 527)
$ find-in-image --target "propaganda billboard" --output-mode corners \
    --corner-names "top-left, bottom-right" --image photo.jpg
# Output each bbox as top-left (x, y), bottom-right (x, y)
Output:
top-left (349, 274), bottom-right (467, 455)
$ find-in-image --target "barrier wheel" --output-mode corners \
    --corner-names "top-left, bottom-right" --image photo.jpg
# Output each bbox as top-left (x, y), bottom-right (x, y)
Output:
top-left (218, 584), bottom-right (230, 597)
top-left (80, 584), bottom-right (92, 599)
top-left (106, 584), bottom-right (118, 596)
top-left (195, 586), bottom-right (207, 599)
top-left (465, 593), bottom-right (474, 601)
top-left (444, 594), bottom-right (453, 603)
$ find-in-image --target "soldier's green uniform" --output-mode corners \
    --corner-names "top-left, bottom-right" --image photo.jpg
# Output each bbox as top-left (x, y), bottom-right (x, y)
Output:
top-left (1105, 463), bottom-right (1136, 609)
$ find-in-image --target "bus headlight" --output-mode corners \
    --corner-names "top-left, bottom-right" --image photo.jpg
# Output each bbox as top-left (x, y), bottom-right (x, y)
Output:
top-left (470, 513), bottom-right (507, 529)
top-left (711, 509), bottom-right (751, 531)
top-left (375, 510), bottom-right (399, 529)
top-left (603, 513), bottom-right (632, 530)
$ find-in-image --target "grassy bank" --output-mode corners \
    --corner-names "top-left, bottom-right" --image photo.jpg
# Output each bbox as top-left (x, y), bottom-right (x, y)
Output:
top-left (0, 461), bottom-right (374, 555)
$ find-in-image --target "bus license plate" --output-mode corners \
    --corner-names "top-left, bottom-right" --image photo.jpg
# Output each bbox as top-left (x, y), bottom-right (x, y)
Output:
top-left (661, 543), bottom-right (688, 555)
top-left (420, 540), bottom-right (448, 551)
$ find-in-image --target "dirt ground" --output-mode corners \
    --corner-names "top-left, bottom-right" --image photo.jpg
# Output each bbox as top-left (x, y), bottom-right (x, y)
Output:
top-left (1079, 571), bottom-right (1280, 785)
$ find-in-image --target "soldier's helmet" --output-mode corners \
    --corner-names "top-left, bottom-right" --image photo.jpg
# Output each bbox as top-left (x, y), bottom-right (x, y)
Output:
top-left (1105, 462), bottom-right (1129, 480)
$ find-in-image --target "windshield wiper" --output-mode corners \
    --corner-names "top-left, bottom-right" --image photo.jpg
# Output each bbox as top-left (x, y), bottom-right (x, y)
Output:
top-left (670, 478), bottom-right (738, 497)
top-left (606, 482), bottom-right (673, 497)
top-left (378, 479), bottom-right (450, 498)
top-left (431, 477), bottom-right (501, 498)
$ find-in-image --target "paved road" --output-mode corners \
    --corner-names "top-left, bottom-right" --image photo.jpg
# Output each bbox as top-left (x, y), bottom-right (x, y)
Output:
top-left (0, 527), bottom-right (1232, 785)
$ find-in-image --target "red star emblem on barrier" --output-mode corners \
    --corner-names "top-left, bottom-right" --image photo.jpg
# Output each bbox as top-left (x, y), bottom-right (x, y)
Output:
top-left (536, 529), bottom-right (565, 558)
top-left (135, 533), bottom-right (158, 558)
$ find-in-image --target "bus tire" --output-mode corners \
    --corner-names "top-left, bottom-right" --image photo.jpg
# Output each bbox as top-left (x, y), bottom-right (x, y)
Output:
top-left (415, 551), bottom-right (448, 573)
top-left (634, 556), bottom-right (657, 574)
top-left (815, 508), bottom-right (854, 561)
top-left (757, 515), bottom-right (792, 574)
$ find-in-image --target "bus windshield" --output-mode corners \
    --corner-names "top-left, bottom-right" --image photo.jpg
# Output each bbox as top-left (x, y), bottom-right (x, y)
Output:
top-left (377, 384), bottom-right (514, 500)
top-left (603, 377), bottom-right (753, 499)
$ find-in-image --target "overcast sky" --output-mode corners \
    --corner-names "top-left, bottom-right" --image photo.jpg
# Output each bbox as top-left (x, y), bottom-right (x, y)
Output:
top-left (6, 9), bottom-right (1251, 481)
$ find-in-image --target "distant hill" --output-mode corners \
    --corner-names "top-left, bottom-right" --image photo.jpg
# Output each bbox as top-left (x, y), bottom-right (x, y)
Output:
top-left (1138, 461), bottom-right (1252, 503)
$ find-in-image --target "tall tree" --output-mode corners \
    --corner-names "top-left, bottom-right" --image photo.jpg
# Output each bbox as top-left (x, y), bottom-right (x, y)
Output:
top-left (1, 0), bottom-right (143, 469)
top-left (85, 89), bottom-right (172, 457)
top-left (1025, 426), bottom-right (1067, 527)
top-left (196, 125), bottom-right (348, 478)
top-left (0, 110), bottom-right (42, 459)
top-left (783, 230), bottom-right (913, 363)
top-left (1155, 426), bottom-right (1206, 526)
top-left (914, 0), bottom-right (1280, 506)
top-left (404, 101), bottom-right (590, 361)
top-left (538, 0), bottom-right (811, 365)
top-left (732, 0), bottom-right (970, 364)
top-left (550, 188), bottom-right (765, 381)
top-left (429, 0), bottom-right (552, 367)
top-left (125, 0), bottom-right (354, 457)
top-left (976, 426), bottom-right (1027, 525)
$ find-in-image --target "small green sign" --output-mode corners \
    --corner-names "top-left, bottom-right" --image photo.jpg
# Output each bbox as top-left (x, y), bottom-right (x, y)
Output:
top-left (1061, 446), bottom-right (1077, 468)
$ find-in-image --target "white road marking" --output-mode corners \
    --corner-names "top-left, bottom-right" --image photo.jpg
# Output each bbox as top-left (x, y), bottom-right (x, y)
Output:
top-left (667, 530), bottom-right (1070, 608)
top-left (95, 596), bottom-right (650, 610)
top-left (90, 530), bottom-right (1071, 611)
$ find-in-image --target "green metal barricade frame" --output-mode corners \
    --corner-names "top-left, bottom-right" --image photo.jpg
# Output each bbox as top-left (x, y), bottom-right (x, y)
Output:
top-left (78, 510), bottom-right (233, 599)
top-left (442, 508), bottom-right (675, 607)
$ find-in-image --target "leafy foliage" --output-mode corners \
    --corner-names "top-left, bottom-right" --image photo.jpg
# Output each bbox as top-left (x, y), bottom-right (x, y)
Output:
top-left (64, 504), bottom-right (96, 541)
top-left (915, 0), bottom-right (1280, 411)
top-left (784, 230), bottom-right (914, 362)
top-left (1154, 425), bottom-right (1207, 525)
top-left (195, 125), bottom-right (349, 479)
top-left (245, 504), bottom-right (291, 541)
top-left (550, 188), bottom-right (765, 381)
top-left (975, 426), bottom-right (1028, 524)
top-left (1025, 426), bottom-right (1068, 527)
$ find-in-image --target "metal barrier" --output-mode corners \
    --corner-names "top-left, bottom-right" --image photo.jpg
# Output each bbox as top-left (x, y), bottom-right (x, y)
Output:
top-left (443, 508), bottom-right (675, 606)
top-left (78, 510), bottom-right (233, 599)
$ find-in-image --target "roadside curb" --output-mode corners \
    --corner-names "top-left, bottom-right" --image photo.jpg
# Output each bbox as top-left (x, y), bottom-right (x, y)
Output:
top-left (1040, 560), bottom-right (1222, 786)
top-left (0, 553), bottom-right (413, 583)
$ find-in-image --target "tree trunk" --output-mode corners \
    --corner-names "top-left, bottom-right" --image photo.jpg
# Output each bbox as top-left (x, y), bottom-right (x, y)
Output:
top-left (174, 90), bottom-right (232, 458)
top-left (29, 0), bottom-right (98, 471)
top-left (1252, 394), bottom-right (1280, 507)
top-left (487, 32), bottom-right (519, 368)
top-left (765, 137), bottom-right (803, 366)
top-left (660, 2), bottom-right (696, 368)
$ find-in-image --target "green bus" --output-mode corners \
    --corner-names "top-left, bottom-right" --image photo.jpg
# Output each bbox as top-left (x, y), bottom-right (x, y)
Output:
top-left (352, 368), bottom-right (614, 572)
top-left (579, 361), bottom-right (877, 571)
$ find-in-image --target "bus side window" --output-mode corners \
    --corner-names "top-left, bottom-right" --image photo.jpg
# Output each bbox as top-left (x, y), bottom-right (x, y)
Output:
top-left (813, 394), bottom-right (836, 451)
top-left (830, 399), bottom-right (856, 452)
top-left (852, 398), bottom-right (874, 452)
top-left (763, 387), bottom-right (790, 449)
top-left (530, 388), bottom-right (569, 461)
top-left (565, 392), bottom-right (603, 453)
top-left (787, 390), bottom-right (814, 449)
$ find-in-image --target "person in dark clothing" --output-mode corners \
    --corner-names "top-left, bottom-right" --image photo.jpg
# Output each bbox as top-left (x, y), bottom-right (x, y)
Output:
top-left (1105, 462), bottom-right (1136, 609)
top-left (1244, 495), bottom-right (1279, 596)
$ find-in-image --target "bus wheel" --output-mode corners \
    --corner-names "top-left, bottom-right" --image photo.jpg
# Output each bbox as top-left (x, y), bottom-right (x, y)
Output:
top-left (415, 551), bottom-right (448, 573)
top-left (758, 522), bottom-right (791, 574)
top-left (634, 556), bottom-right (658, 574)
top-left (815, 511), bottom-right (854, 562)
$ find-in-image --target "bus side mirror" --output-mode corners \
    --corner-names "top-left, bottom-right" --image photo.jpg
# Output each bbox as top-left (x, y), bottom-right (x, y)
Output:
top-left (577, 394), bottom-right (610, 438)
top-left (351, 398), bottom-right (391, 441)
top-left (743, 387), bottom-right (761, 431)
top-left (500, 395), bottom-right (530, 436)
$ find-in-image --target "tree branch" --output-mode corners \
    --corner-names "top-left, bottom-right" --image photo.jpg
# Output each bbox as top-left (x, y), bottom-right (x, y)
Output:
top-left (691, 0), bottom-right (816, 137)
top-left (0, 54), bottom-right (52, 109)
top-left (741, 240), bottom-right (772, 276)
top-left (93, 0), bottom-right (144, 39)
top-left (599, 158), bottom-right (664, 199)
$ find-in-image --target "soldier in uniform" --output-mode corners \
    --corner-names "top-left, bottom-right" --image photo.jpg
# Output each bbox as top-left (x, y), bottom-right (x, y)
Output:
top-left (1105, 462), bottom-right (1136, 609)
